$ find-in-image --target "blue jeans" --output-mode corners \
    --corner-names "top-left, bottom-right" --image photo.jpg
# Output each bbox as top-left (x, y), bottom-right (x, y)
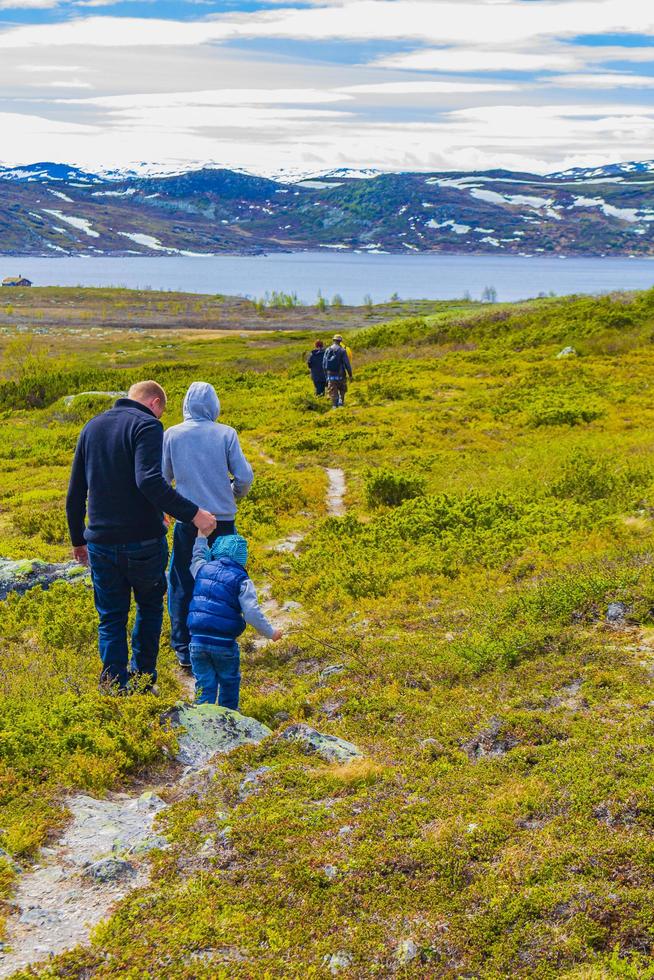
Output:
top-left (168, 519), bottom-right (235, 665)
top-left (88, 537), bottom-right (168, 690)
top-left (190, 641), bottom-right (240, 709)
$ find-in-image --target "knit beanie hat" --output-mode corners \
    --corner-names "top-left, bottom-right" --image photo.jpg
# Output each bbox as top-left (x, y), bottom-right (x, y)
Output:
top-left (207, 533), bottom-right (248, 567)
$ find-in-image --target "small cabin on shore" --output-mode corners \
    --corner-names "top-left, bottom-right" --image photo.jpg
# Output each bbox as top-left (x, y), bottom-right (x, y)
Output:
top-left (2, 275), bottom-right (32, 287)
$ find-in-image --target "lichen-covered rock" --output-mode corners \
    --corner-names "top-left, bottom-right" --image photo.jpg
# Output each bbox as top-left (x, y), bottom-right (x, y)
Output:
top-left (62, 390), bottom-right (126, 408)
top-left (172, 704), bottom-right (272, 768)
top-left (395, 939), bottom-right (420, 965)
top-left (0, 557), bottom-right (88, 601)
top-left (279, 723), bottom-right (362, 763)
top-left (83, 858), bottom-right (136, 883)
top-left (462, 717), bottom-right (519, 761)
top-left (606, 601), bottom-right (629, 624)
top-left (324, 951), bottom-right (352, 974)
top-left (238, 766), bottom-right (272, 801)
top-left (61, 791), bottom-right (168, 865)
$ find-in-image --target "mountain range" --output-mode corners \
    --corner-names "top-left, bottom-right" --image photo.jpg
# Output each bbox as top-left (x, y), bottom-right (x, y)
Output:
top-left (1, 160), bottom-right (653, 258)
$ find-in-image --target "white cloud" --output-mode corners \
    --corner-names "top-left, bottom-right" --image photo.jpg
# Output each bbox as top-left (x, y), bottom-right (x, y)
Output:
top-left (1, 1), bottom-right (654, 49)
top-left (18, 63), bottom-right (87, 71)
top-left (341, 80), bottom-right (516, 94)
top-left (375, 48), bottom-right (581, 73)
top-left (61, 87), bottom-right (353, 108)
top-left (548, 73), bottom-right (654, 88)
top-left (0, 0), bottom-right (60, 8)
top-left (27, 78), bottom-right (94, 87)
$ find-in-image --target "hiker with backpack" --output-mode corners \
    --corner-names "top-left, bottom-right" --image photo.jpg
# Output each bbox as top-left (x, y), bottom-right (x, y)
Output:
top-left (323, 334), bottom-right (353, 408)
top-left (307, 340), bottom-right (327, 396)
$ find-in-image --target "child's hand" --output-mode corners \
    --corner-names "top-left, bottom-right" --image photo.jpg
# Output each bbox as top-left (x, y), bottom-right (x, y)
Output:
top-left (272, 629), bottom-right (283, 642)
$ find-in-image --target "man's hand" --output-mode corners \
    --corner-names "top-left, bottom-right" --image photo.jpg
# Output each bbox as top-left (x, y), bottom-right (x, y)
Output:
top-left (192, 508), bottom-right (217, 537)
top-left (72, 545), bottom-right (89, 567)
top-left (272, 629), bottom-right (283, 642)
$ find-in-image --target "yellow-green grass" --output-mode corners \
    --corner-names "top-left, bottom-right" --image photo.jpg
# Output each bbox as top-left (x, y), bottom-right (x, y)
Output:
top-left (2, 289), bottom-right (654, 976)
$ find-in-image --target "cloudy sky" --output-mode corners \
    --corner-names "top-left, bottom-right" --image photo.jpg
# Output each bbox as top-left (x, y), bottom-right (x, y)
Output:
top-left (1, 0), bottom-right (654, 175)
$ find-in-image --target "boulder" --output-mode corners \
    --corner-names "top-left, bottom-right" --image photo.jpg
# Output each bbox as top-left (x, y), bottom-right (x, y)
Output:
top-left (0, 557), bottom-right (88, 601)
top-left (279, 723), bottom-right (362, 763)
top-left (556, 346), bottom-right (577, 358)
top-left (172, 704), bottom-right (272, 768)
top-left (238, 766), bottom-right (272, 801)
top-left (63, 391), bottom-right (126, 408)
top-left (606, 601), bottom-right (629, 625)
top-left (395, 939), bottom-right (420, 965)
top-left (462, 717), bottom-right (518, 761)
top-left (324, 951), bottom-right (353, 975)
top-left (83, 858), bottom-right (136, 883)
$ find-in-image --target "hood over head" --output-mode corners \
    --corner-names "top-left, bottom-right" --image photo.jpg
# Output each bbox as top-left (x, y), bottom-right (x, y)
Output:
top-left (182, 381), bottom-right (220, 422)
top-left (206, 533), bottom-right (248, 567)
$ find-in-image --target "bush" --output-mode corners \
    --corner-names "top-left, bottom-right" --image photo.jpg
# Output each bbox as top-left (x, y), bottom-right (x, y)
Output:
top-left (552, 450), bottom-right (651, 503)
top-left (364, 468), bottom-right (426, 508)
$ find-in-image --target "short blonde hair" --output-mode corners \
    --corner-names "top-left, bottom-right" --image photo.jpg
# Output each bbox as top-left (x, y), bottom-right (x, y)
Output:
top-left (128, 380), bottom-right (167, 406)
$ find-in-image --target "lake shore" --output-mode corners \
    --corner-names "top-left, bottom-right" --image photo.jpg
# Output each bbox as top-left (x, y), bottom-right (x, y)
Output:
top-left (2, 251), bottom-right (653, 305)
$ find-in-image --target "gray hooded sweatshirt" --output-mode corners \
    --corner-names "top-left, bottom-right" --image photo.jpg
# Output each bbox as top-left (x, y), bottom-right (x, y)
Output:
top-left (162, 382), bottom-right (253, 521)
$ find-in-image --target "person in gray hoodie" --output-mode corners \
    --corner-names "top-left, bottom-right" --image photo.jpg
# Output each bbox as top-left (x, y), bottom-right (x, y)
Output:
top-left (163, 382), bottom-right (254, 668)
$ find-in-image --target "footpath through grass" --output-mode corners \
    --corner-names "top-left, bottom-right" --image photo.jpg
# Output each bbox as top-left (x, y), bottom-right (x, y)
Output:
top-left (2, 290), bottom-right (654, 976)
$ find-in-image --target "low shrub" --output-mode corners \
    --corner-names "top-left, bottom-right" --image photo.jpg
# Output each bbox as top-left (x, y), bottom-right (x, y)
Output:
top-left (364, 467), bottom-right (426, 508)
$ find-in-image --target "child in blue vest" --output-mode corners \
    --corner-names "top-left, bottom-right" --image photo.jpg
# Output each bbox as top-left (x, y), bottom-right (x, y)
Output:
top-left (188, 533), bottom-right (282, 708)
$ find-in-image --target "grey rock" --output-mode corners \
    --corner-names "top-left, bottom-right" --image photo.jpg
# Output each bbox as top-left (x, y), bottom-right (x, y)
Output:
top-left (606, 601), bottom-right (629, 624)
top-left (172, 704), bottom-right (272, 768)
top-left (19, 907), bottom-right (64, 927)
top-left (321, 664), bottom-right (345, 678)
top-left (462, 717), bottom-right (519, 761)
top-left (127, 835), bottom-right (168, 856)
top-left (323, 864), bottom-right (338, 880)
top-left (83, 858), bottom-right (136, 883)
top-left (280, 724), bottom-right (362, 763)
top-left (0, 557), bottom-right (88, 601)
top-left (62, 391), bottom-right (126, 408)
top-left (395, 939), bottom-right (420, 965)
top-left (238, 766), bottom-right (272, 801)
top-left (556, 346), bottom-right (577, 358)
top-left (324, 951), bottom-right (353, 974)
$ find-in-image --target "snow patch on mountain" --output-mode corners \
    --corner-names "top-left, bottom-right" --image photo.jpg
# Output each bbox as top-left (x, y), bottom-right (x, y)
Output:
top-left (426, 218), bottom-right (471, 235)
top-left (42, 210), bottom-right (99, 238)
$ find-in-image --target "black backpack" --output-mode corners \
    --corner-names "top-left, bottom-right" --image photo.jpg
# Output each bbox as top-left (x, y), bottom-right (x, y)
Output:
top-left (324, 345), bottom-right (343, 373)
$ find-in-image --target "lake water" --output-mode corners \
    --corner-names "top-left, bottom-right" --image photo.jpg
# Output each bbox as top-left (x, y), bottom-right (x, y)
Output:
top-left (4, 252), bottom-right (654, 304)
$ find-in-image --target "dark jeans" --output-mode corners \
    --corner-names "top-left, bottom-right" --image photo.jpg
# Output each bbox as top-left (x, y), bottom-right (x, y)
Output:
top-left (168, 519), bottom-right (236, 665)
top-left (311, 373), bottom-right (326, 396)
top-left (190, 641), bottom-right (240, 708)
top-left (88, 537), bottom-right (168, 690)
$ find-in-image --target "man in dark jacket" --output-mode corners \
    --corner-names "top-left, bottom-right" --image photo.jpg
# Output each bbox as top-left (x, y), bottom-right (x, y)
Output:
top-left (323, 334), bottom-right (353, 407)
top-left (66, 380), bottom-right (216, 691)
top-left (307, 340), bottom-right (326, 395)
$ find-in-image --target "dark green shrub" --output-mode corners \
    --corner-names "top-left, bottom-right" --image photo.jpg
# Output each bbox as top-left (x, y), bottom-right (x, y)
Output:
top-left (364, 468), bottom-right (426, 508)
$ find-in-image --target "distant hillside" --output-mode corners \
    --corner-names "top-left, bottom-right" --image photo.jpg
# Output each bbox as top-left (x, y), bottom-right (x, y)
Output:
top-left (0, 159), bottom-right (653, 257)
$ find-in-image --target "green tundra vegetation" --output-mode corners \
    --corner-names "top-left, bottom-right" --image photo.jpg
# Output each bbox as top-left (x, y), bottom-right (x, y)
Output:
top-left (2, 288), bottom-right (654, 976)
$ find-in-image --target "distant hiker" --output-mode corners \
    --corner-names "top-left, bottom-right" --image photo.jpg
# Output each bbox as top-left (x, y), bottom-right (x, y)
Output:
top-left (307, 340), bottom-right (326, 396)
top-left (65, 381), bottom-right (216, 692)
top-left (188, 533), bottom-right (282, 708)
top-left (323, 334), bottom-right (353, 408)
top-left (163, 382), bottom-right (253, 670)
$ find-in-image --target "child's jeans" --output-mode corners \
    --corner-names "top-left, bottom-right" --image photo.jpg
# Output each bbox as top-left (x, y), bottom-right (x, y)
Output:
top-left (190, 641), bottom-right (240, 709)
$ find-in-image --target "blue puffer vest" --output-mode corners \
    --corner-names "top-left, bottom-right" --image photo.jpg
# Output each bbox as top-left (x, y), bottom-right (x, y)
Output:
top-left (187, 557), bottom-right (248, 648)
